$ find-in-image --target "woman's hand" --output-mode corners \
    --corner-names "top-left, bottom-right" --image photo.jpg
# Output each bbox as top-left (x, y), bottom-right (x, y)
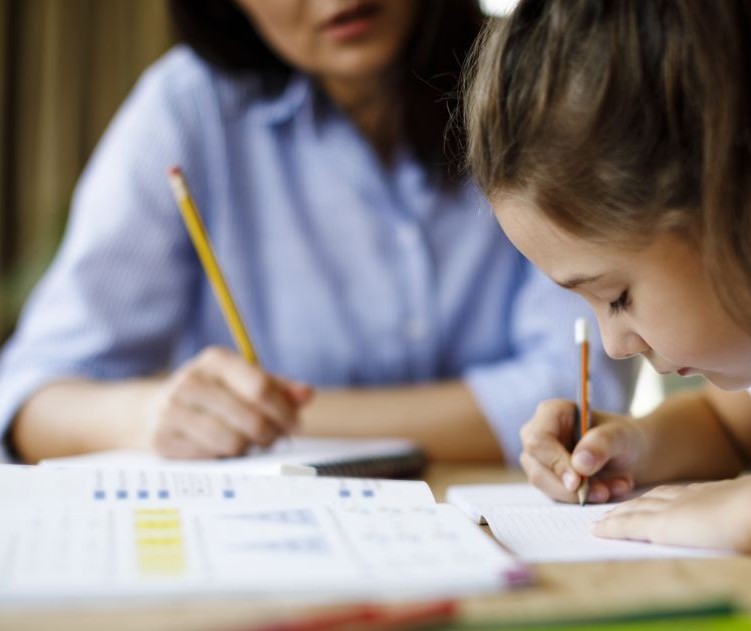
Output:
top-left (593, 477), bottom-right (751, 553)
top-left (519, 399), bottom-right (649, 503)
top-left (141, 346), bottom-right (313, 459)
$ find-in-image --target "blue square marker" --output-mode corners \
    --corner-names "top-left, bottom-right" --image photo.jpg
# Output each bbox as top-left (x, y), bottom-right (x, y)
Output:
top-left (93, 490), bottom-right (106, 501)
top-left (158, 490), bottom-right (169, 499)
top-left (223, 489), bottom-right (235, 499)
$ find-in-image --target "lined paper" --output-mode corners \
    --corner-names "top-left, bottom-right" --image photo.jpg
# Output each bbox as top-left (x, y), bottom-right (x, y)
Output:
top-left (447, 483), bottom-right (726, 562)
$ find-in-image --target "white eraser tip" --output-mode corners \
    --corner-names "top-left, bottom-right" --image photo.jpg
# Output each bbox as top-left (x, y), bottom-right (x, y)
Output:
top-left (279, 464), bottom-right (318, 477)
top-left (575, 317), bottom-right (589, 344)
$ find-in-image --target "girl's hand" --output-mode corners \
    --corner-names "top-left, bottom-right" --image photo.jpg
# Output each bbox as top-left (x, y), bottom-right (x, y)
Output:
top-left (519, 399), bottom-right (649, 504)
top-left (142, 346), bottom-right (314, 459)
top-left (593, 477), bottom-right (751, 553)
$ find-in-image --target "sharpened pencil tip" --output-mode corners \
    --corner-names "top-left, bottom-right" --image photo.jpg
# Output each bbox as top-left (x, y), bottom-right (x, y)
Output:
top-left (577, 480), bottom-right (589, 506)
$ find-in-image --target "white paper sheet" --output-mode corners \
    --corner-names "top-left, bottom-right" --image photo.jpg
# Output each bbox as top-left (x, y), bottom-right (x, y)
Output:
top-left (447, 483), bottom-right (726, 563)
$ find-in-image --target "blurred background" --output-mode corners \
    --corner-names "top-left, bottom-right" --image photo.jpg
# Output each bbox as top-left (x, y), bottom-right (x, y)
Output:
top-left (0, 0), bottom-right (701, 410)
top-left (0, 0), bottom-right (173, 340)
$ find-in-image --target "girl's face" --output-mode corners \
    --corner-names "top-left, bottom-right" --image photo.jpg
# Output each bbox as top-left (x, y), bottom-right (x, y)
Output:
top-left (494, 196), bottom-right (751, 390)
top-left (234, 0), bottom-right (419, 81)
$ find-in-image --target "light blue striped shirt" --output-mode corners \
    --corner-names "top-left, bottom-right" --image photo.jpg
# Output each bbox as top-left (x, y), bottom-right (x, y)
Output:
top-left (0, 47), bottom-right (634, 462)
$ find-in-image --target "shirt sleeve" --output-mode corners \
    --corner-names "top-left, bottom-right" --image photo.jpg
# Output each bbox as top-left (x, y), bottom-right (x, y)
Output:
top-left (0, 51), bottom-right (207, 462)
top-left (463, 260), bottom-right (637, 463)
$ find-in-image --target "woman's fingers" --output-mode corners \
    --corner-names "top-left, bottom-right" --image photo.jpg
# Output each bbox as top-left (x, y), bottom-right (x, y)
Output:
top-left (196, 348), bottom-right (301, 434)
top-left (154, 426), bottom-right (220, 460)
top-left (166, 404), bottom-right (250, 457)
top-left (148, 346), bottom-right (315, 459)
top-left (176, 378), bottom-right (281, 446)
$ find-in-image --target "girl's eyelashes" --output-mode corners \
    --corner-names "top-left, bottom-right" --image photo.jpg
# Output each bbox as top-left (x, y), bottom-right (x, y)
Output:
top-left (609, 289), bottom-right (631, 315)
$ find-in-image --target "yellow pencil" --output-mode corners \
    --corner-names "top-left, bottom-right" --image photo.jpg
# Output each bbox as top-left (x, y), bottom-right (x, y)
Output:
top-left (167, 166), bottom-right (258, 365)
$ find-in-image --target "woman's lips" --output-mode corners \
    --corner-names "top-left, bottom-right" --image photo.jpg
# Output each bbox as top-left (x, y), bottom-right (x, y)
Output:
top-left (322, 3), bottom-right (380, 42)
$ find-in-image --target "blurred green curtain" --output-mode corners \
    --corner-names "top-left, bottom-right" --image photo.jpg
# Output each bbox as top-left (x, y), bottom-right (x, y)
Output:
top-left (0, 0), bottom-right (172, 339)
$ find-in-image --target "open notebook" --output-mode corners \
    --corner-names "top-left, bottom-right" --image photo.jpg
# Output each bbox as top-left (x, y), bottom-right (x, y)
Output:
top-left (446, 483), bottom-right (728, 563)
top-left (40, 437), bottom-right (427, 478)
top-left (0, 465), bottom-right (529, 605)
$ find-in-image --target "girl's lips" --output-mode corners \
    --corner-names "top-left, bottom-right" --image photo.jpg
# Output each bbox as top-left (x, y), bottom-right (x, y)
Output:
top-left (322, 3), bottom-right (380, 42)
top-left (677, 367), bottom-right (694, 376)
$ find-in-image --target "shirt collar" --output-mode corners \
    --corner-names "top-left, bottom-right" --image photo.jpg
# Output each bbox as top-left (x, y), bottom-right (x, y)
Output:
top-left (251, 72), bottom-right (313, 126)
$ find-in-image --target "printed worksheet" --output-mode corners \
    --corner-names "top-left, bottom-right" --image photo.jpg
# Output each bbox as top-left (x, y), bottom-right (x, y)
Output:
top-left (0, 464), bottom-right (434, 506)
top-left (0, 466), bottom-right (528, 604)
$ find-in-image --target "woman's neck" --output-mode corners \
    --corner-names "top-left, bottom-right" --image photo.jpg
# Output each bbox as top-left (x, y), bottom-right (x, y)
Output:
top-left (320, 72), bottom-right (401, 164)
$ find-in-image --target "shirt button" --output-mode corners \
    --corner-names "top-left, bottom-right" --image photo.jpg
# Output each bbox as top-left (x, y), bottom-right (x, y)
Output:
top-left (405, 318), bottom-right (426, 341)
top-left (396, 224), bottom-right (420, 248)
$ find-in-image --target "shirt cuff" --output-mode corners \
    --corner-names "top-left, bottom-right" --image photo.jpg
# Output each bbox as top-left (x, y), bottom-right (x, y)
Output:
top-left (464, 360), bottom-right (569, 465)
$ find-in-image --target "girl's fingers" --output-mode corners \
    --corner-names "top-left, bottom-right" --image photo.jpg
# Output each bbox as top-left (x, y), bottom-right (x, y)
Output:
top-left (520, 399), bottom-right (581, 491)
top-left (523, 433), bottom-right (581, 490)
top-left (584, 478), bottom-right (612, 504)
top-left (522, 400), bottom-right (578, 448)
top-left (602, 496), bottom-right (668, 518)
top-left (591, 510), bottom-right (656, 542)
top-left (599, 475), bottom-right (635, 500)
top-left (571, 422), bottom-right (637, 477)
top-left (641, 484), bottom-right (686, 500)
top-left (520, 451), bottom-right (576, 503)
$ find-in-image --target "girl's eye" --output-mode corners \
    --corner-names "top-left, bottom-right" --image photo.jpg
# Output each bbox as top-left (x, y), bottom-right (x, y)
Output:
top-left (609, 290), bottom-right (631, 315)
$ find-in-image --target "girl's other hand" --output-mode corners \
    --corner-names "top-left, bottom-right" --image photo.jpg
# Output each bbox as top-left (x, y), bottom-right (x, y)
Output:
top-left (593, 477), bottom-right (751, 553)
top-left (142, 346), bottom-right (313, 459)
top-left (519, 399), bottom-right (649, 504)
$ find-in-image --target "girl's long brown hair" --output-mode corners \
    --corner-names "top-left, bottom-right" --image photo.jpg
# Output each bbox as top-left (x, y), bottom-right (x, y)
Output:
top-left (465, 1), bottom-right (751, 331)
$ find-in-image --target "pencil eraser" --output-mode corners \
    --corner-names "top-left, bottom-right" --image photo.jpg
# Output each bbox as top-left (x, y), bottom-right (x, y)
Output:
top-left (575, 317), bottom-right (589, 344)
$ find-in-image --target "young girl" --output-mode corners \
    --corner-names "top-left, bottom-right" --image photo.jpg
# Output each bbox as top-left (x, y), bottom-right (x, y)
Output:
top-left (0, 1), bottom-right (631, 464)
top-left (465, 0), bottom-right (751, 552)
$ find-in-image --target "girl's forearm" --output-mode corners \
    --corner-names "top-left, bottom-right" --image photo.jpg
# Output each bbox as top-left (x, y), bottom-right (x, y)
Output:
top-left (634, 389), bottom-right (748, 485)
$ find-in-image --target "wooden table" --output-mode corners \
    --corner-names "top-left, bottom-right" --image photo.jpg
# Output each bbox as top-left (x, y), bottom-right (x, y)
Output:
top-left (1, 464), bottom-right (749, 631)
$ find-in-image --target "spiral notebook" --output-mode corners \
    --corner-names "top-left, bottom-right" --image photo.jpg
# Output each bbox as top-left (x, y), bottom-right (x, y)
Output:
top-left (40, 437), bottom-right (427, 479)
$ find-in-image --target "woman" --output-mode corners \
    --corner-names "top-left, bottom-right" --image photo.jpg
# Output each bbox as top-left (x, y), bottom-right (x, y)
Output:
top-left (0, 0), bottom-right (630, 463)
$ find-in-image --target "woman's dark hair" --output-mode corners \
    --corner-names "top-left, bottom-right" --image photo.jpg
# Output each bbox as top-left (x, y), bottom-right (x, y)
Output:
top-left (169, 0), bottom-right (484, 183)
top-left (465, 0), bottom-right (751, 332)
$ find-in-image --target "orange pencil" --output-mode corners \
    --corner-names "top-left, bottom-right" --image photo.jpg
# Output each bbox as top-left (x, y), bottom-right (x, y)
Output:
top-left (575, 317), bottom-right (590, 505)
